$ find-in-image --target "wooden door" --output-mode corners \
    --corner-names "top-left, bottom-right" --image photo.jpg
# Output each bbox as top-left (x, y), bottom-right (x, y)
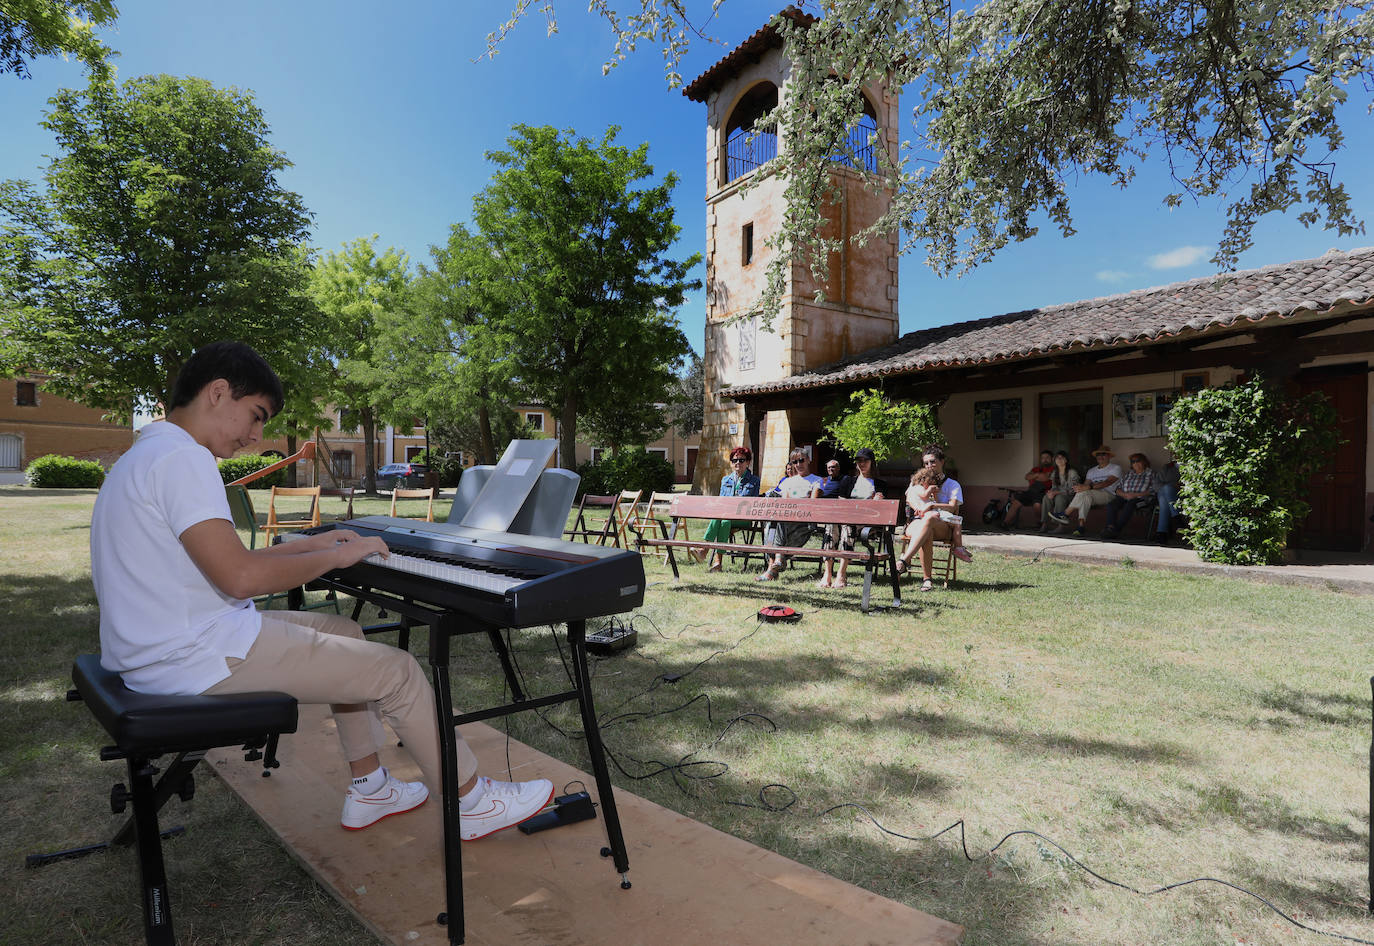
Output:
top-left (684, 446), bottom-right (698, 484)
top-left (1039, 389), bottom-right (1104, 473)
top-left (1296, 366), bottom-right (1367, 551)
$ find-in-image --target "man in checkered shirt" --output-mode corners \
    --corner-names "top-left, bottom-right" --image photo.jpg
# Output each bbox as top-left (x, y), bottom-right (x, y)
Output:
top-left (1102, 453), bottom-right (1157, 539)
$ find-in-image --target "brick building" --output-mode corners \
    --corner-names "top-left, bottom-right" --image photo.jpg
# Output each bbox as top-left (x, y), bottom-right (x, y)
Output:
top-left (0, 375), bottom-right (134, 480)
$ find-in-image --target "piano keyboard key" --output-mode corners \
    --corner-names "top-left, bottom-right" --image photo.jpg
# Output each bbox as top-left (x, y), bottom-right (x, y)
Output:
top-left (367, 549), bottom-right (523, 595)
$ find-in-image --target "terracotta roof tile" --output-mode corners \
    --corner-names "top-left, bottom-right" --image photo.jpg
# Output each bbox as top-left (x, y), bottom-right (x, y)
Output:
top-left (683, 7), bottom-right (815, 103)
top-left (726, 247), bottom-right (1374, 398)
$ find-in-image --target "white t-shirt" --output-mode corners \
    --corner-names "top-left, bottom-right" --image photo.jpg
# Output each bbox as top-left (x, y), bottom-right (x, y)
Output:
top-left (779, 472), bottom-right (823, 498)
top-left (1085, 462), bottom-right (1123, 494)
top-left (90, 420), bottom-right (262, 695)
top-left (937, 477), bottom-right (964, 507)
top-left (905, 482), bottom-right (934, 514)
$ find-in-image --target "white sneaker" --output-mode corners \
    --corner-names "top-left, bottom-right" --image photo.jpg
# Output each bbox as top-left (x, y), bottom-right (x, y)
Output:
top-left (341, 773), bottom-right (429, 830)
top-left (460, 776), bottom-right (555, 841)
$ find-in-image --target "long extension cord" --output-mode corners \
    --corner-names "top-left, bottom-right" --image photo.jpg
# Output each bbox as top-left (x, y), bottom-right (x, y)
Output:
top-left (496, 610), bottom-right (1374, 945)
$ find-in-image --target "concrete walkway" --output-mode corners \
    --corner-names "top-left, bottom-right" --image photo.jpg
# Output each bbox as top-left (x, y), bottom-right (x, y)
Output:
top-left (963, 527), bottom-right (1374, 595)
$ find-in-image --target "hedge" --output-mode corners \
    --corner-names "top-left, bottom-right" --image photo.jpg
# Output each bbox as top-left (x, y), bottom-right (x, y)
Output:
top-left (25, 455), bottom-right (106, 488)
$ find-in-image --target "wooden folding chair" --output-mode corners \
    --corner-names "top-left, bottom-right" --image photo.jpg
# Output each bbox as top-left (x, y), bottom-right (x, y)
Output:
top-left (565, 494), bottom-right (621, 545)
top-left (319, 486), bottom-right (355, 521)
top-left (231, 485), bottom-right (336, 611)
top-left (261, 486), bottom-right (321, 541)
top-left (390, 486), bottom-right (436, 522)
top-left (928, 541), bottom-right (958, 587)
top-left (610, 489), bottom-right (643, 549)
top-left (634, 491), bottom-right (688, 562)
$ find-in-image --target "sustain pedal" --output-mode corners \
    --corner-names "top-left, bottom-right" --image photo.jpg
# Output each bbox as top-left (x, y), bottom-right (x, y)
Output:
top-left (586, 623), bottom-right (637, 655)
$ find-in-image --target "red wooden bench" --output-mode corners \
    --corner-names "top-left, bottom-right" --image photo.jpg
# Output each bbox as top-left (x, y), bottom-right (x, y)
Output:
top-left (632, 495), bottom-right (903, 611)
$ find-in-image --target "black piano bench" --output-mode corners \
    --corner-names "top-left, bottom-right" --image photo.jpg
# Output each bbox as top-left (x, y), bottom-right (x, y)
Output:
top-left (26, 654), bottom-right (298, 946)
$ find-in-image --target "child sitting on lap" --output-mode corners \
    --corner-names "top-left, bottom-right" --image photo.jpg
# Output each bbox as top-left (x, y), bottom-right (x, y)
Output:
top-left (905, 467), bottom-right (971, 561)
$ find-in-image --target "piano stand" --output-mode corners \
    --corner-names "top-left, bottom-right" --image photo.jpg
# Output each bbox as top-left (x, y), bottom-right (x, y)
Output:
top-left (292, 584), bottom-right (632, 945)
top-left (28, 655), bottom-right (298, 946)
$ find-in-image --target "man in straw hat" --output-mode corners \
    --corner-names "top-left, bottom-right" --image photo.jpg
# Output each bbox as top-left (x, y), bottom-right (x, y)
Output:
top-left (1049, 444), bottom-right (1122, 536)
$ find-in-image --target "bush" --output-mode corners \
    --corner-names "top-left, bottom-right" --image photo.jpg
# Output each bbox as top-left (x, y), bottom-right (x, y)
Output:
top-left (25, 454), bottom-right (106, 488)
top-left (216, 454), bottom-right (287, 489)
top-left (1167, 376), bottom-right (1341, 565)
top-left (576, 448), bottom-right (675, 498)
top-left (822, 388), bottom-right (944, 465)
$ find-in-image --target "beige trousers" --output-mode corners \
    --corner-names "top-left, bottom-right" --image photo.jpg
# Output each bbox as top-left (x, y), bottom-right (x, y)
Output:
top-left (1066, 488), bottom-right (1114, 520)
top-left (203, 610), bottom-right (478, 793)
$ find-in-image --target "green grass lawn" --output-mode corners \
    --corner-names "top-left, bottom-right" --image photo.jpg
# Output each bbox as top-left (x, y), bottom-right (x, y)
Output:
top-left (4, 485), bottom-right (1374, 945)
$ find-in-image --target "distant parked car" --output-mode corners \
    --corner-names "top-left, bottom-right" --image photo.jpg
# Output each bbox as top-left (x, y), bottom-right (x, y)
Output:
top-left (374, 462), bottom-right (428, 489)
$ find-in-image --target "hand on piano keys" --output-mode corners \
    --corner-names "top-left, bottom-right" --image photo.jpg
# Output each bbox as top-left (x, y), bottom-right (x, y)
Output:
top-left (324, 529), bottom-right (390, 567)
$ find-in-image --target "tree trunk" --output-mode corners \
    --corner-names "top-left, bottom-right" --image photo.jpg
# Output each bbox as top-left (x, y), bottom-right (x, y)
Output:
top-left (285, 434), bottom-right (298, 486)
top-left (362, 409), bottom-right (378, 495)
top-left (478, 402), bottom-right (496, 465)
top-left (560, 397), bottom-right (578, 471)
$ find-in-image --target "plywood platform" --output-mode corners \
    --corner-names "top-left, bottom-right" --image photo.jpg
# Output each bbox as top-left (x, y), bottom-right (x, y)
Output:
top-left (209, 706), bottom-right (963, 946)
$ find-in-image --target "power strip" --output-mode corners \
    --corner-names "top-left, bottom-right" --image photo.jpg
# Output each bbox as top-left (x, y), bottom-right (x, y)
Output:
top-left (586, 624), bottom-right (638, 655)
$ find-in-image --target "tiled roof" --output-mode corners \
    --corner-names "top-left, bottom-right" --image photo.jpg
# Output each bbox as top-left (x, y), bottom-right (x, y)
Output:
top-left (683, 7), bottom-right (815, 103)
top-left (726, 247), bottom-right (1374, 398)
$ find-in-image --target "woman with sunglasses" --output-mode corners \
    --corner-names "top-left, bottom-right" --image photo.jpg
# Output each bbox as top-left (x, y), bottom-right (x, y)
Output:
top-left (699, 446), bottom-right (760, 571)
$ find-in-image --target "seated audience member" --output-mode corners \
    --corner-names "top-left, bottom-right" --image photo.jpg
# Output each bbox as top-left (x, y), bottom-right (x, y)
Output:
top-left (764, 460), bottom-right (795, 497)
top-left (897, 445), bottom-right (972, 592)
top-left (816, 458), bottom-right (845, 498)
top-left (904, 464), bottom-right (971, 556)
top-left (1003, 450), bottom-right (1054, 528)
top-left (1102, 452), bottom-right (1156, 539)
top-left (1040, 450), bottom-right (1081, 532)
top-left (813, 457), bottom-right (846, 565)
top-left (905, 465), bottom-right (939, 519)
top-left (817, 448), bottom-right (887, 589)
top-left (1154, 448), bottom-right (1183, 544)
top-left (757, 450), bottom-right (823, 581)
top-left (700, 445), bottom-right (760, 571)
top-left (1050, 444), bottom-right (1121, 537)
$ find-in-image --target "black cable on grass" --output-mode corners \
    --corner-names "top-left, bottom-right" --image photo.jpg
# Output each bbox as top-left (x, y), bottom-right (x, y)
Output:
top-left (820, 804), bottom-right (1374, 945)
top-left (506, 609), bottom-right (1374, 945)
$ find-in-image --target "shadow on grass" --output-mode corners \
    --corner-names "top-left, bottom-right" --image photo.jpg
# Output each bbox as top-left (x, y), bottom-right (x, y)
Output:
top-left (942, 579), bottom-right (1036, 593)
top-left (1252, 685), bottom-right (1368, 728)
top-left (661, 578), bottom-right (947, 619)
top-left (1191, 782), bottom-right (1365, 846)
top-left (900, 709), bottom-right (1195, 765)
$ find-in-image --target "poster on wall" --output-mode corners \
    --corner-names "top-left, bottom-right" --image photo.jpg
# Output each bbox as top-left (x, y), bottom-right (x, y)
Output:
top-left (974, 398), bottom-right (1022, 440)
top-left (1155, 392), bottom-right (1176, 439)
top-left (1113, 390), bottom-right (1178, 438)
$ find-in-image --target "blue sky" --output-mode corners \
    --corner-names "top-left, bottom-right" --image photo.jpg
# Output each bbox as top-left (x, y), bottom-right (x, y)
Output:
top-left (3, 1), bottom-right (1371, 356)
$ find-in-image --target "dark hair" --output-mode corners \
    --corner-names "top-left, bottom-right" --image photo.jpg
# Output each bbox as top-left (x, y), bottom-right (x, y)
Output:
top-left (170, 341), bottom-right (284, 416)
top-left (1054, 450), bottom-right (1071, 463)
top-left (922, 444), bottom-right (945, 462)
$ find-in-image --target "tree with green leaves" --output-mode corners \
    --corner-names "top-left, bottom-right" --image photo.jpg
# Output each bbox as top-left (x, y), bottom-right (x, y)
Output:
top-left (307, 236), bottom-right (414, 495)
top-left (490, 3), bottom-right (1374, 324)
top-left (822, 388), bottom-right (943, 465)
top-left (666, 349), bottom-right (704, 438)
top-left (1, 0), bottom-right (116, 79)
top-left (375, 223), bottom-right (518, 467)
top-left (463, 124), bottom-right (698, 468)
top-left (0, 73), bottom-right (318, 420)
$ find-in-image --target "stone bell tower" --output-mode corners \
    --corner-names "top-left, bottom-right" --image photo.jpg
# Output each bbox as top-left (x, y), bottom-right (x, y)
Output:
top-left (684, 9), bottom-right (901, 491)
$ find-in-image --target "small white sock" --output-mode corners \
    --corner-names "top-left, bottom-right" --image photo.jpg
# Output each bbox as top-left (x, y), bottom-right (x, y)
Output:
top-left (351, 765), bottom-right (389, 796)
top-left (459, 776), bottom-right (489, 813)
